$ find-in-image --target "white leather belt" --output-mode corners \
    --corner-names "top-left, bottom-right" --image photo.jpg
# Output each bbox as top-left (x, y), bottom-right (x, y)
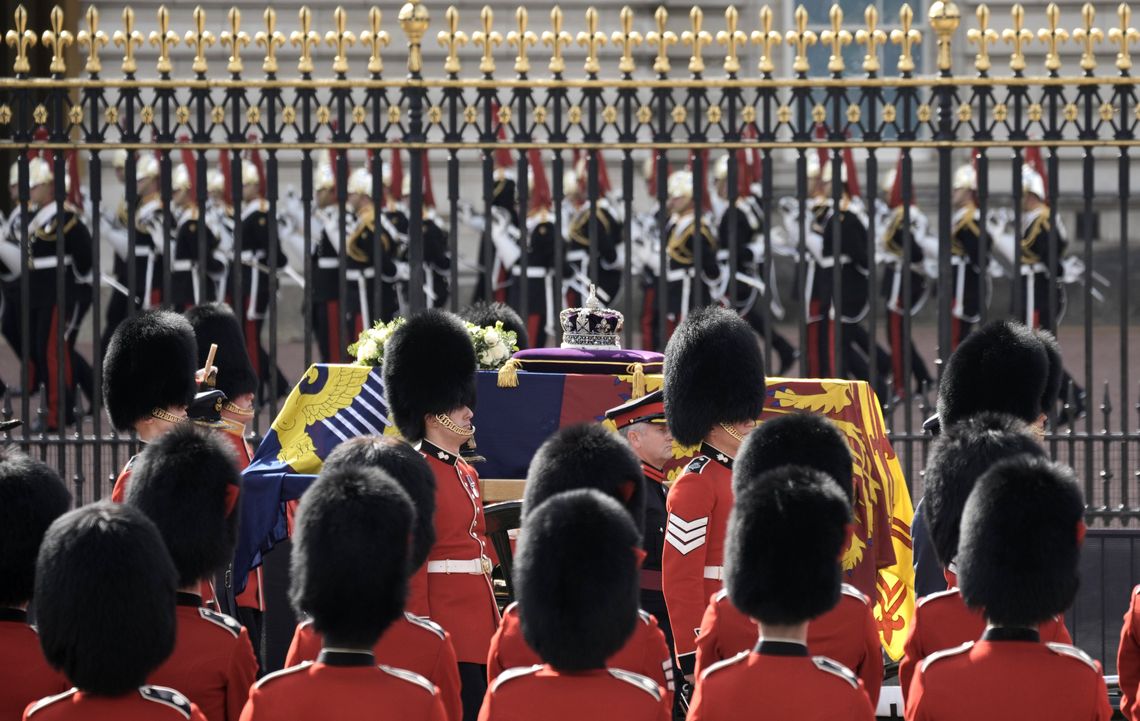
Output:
top-left (170, 259), bottom-right (194, 272)
top-left (511, 266), bottom-right (550, 278)
top-left (427, 557), bottom-right (492, 575)
top-left (317, 257), bottom-right (340, 269)
top-left (29, 255), bottom-right (72, 270)
top-left (703, 565), bottom-right (724, 580)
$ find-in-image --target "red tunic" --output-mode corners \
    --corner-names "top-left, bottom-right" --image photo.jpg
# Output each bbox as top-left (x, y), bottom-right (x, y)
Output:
top-left (688, 641), bottom-right (875, 721)
top-left (694, 586), bottom-right (883, 705)
top-left (147, 594), bottom-right (258, 721)
top-left (486, 602), bottom-right (674, 708)
top-left (0, 611), bottom-right (68, 721)
top-left (898, 586), bottom-right (1071, 701)
top-left (238, 652), bottom-right (447, 721)
top-left (905, 629), bottom-right (1112, 721)
top-left (419, 440), bottom-right (500, 664)
top-left (23, 687), bottom-right (208, 721)
top-left (661, 445), bottom-right (734, 674)
top-left (284, 615), bottom-right (462, 721)
top-left (1117, 585), bottom-right (1140, 721)
top-left (477, 665), bottom-right (669, 721)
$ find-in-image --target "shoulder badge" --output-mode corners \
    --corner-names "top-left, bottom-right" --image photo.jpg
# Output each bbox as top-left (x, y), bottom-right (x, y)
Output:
top-left (490, 664), bottom-right (544, 694)
top-left (919, 641), bottom-right (973, 675)
top-left (811, 656), bottom-right (860, 689)
top-left (840, 584), bottom-right (870, 605)
top-left (700, 650), bottom-right (749, 682)
top-left (686, 456), bottom-right (712, 475)
top-left (380, 665), bottom-right (438, 695)
top-left (254, 662), bottom-right (311, 689)
top-left (198, 607), bottom-right (242, 638)
top-left (1045, 643), bottom-right (1100, 673)
top-left (608, 669), bottom-right (662, 702)
top-left (24, 689), bottom-right (78, 717)
top-left (404, 612), bottom-right (446, 640)
top-left (139, 686), bottom-right (195, 719)
top-left (916, 588), bottom-right (960, 609)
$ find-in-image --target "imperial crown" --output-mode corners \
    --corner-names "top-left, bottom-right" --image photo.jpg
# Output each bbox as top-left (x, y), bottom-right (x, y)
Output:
top-left (559, 284), bottom-right (623, 349)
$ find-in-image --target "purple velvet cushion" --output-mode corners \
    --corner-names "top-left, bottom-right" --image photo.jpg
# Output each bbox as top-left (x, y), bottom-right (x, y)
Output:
top-left (509, 347), bottom-right (664, 375)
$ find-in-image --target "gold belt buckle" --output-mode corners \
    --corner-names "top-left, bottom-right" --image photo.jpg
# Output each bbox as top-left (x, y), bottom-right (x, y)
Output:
top-left (480, 556), bottom-right (492, 575)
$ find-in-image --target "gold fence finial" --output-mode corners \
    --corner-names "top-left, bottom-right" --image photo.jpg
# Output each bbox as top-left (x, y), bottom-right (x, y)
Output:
top-left (255, 9), bottom-right (285, 75)
top-left (542, 7), bottom-right (572, 74)
top-left (891, 4), bottom-right (921, 73)
top-left (856, 6), bottom-right (887, 73)
top-left (717, 6), bottom-right (748, 74)
top-left (967, 4), bottom-right (998, 73)
top-left (291, 7), bottom-right (320, 74)
top-left (185, 7), bottom-right (215, 75)
top-left (438, 7), bottom-right (467, 75)
top-left (821, 4), bottom-right (852, 74)
top-left (578, 7), bottom-right (606, 75)
top-left (42, 6), bottom-right (73, 75)
top-left (1108, 3), bottom-right (1138, 71)
top-left (473, 6), bottom-right (502, 75)
top-left (222, 7), bottom-right (250, 75)
top-left (508, 7), bottom-right (537, 74)
top-left (646, 6), bottom-right (678, 75)
top-left (1039, 3), bottom-right (1069, 72)
top-left (752, 5), bottom-right (781, 74)
top-left (682, 6), bottom-right (713, 74)
top-left (398, 1), bottom-right (430, 75)
top-left (786, 6), bottom-right (817, 74)
top-left (612, 7), bottom-right (642, 75)
top-left (150, 6), bottom-right (178, 75)
top-left (77, 6), bottom-right (108, 75)
top-left (1072, 3), bottom-right (1103, 73)
top-left (6, 5), bottom-right (35, 75)
top-left (929, 1), bottom-right (960, 73)
top-left (362, 7), bottom-right (391, 75)
top-left (112, 7), bottom-right (142, 75)
top-left (1004, 4), bottom-right (1032, 72)
top-left (325, 7), bottom-right (356, 75)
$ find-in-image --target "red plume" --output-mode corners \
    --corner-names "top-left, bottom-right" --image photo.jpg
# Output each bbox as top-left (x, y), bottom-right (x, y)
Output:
top-left (178, 134), bottom-right (197, 199)
top-left (390, 143), bottom-right (404, 203)
top-left (888, 152), bottom-right (904, 209)
top-left (30, 127), bottom-right (50, 165)
top-left (491, 102), bottom-right (513, 173)
top-left (814, 122), bottom-right (829, 177)
top-left (1025, 145), bottom-right (1049, 203)
top-left (594, 150), bottom-right (613, 197)
top-left (328, 120), bottom-right (340, 195)
top-left (66, 150), bottom-right (82, 207)
top-left (734, 148), bottom-right (751, 198)
top-left (646, 152), bottom-right (658, 196)
top-left (219, 149), bottom-right (233, 199)
top-left (842, 143), bottom-right (861, 198)
top-left (247, 134), bottom-right (266, 197)
top-left (420, 152), bottom-right (436, 209)
top-left (527, 149), bottom-right (551, 213)
top-left (744, 125), bottom-right (762, 186)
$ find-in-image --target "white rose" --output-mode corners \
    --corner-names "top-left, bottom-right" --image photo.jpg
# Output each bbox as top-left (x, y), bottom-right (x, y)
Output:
top-left (484, 329), bottom-right (500, 346)
top-left (357, 339), bottom-right (379, 361)
top-left (479, 350), bottom-right (494, 367)
top-left (493, 343), bottom-right (510, 362)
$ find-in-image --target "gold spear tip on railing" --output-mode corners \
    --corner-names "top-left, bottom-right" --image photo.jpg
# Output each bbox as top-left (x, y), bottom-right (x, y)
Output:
top-left (222, 7), bottom-right (251, 76)
top-left (112, 7), bottom-right (142, 75)
top-left (255, 8), bottom-right (285, 75)
top-left (857, 6), bottom-right (887, 74)
top-left (77, 6), bottom-right (108, 75)
top-left (438, 6), bottom-right (467, 75)
top-left (891, 4), bottom-right (921, 74)
top-left (1073, 3), bottom-right (1103, 73)
top-left (968, 4), bottom-right (998, 74)
top-left (612, 6), bottom-right (642, 76)
top-left (1004, 3), bottom-right (1032, 73)
top-left (577, 6), bottom-right (606, 75)
top-left (6, 5), bottom-right (36, 75)
top-left (821, 4), bottom-right (852, 75)
top-left (362, 7), bottom-right (391, 76)
top-left (646, 6), bottom-right (677, 75)
top-left (1108, 2), bottom-right (1139, 72)
top-left (1039, 3), bottom-right (1070, 73)
top-left (325, 6), bottom-right (356, 75)
top-left (185, 6), bottom-right (216, 76)
top-left (751, 5), bottom-right (780, 75)
top-left (508, 6), bottom-right (536, 75)
top-left (786, 5), bottom-right (818, 75)
top-left (472, 5), bottom-right (501, 76)
top-left (681, 6), bottom-right (712, 75)
top-left (43, 5), bottom-right (74, 76)
top-left (149, 6), bottom-right (178, 76)
top-left (291, 7), bottom-right (320, 75)
top-left (717, 6), bottom-right (747, 75)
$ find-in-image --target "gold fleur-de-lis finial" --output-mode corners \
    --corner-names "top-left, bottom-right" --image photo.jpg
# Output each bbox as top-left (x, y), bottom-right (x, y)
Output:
top-left (149, 6), bottom-right (179, 75)
top-left (541, 7), bottom-right (572, 74)
top-left (1003, 4), bottom-right (1034, 72)
top-left (717, 6), bottom-right (748, 74)
top-left (184, 6), bottom-right (215, 75)
top-left (472, 6), bottom-right (502, 75)
top-left (291, 7), bottom-right (321, 74)
top-left (612, 7), bottom-right (642, 75)
top-left (508, 7), bottom-right (537, 75)
top-left (361, 7), bottom-right (390, 75)
top-left (112, 7), bottom-right (143, 75)
top-left (856, 6), bottom-right (887, 73)
top-left (77, 6), bottom-right (108, 75)
top-left (1038, 3), bottom-right (1069, 72)
top-left (438, 7), bottom-right (467, 75)
top-left (325, 7), bottom-right (356, 75)
top-left (221, 7), bottom-right (250, 75)
top-left (821, 5), bottom-right (853, 74)
top-left (255, 9), bottom-right (286, 74)
top-left (577, 7), bottom-right (607, 74)
top-left (1072, 4), bottom-right (1103, 73)
top-left (646, 6), bottom-right (678, 74)
top-left (786, 6), bottom-right (818, 74)
top-left (967, 4), bottom-right (999, 73)
top-left (751, 6), bottom-right (781, 74)
top-left (42, 6), bottom-right (74, 75)
top-left (891, 4), bottom-right (921, 73)
top-left (1108, 3), bottom-right (1139, 71)
top-left (6, 5), bottom-right (36, 75)
top-left (682, 6), bottom-right (713, 74)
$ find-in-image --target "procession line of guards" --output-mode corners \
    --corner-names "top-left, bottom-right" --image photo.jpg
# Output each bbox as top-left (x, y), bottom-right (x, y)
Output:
top-left (0, 287), bottom-right (1133, 721)
top-left (0, 139), bottom-right (1087, 431)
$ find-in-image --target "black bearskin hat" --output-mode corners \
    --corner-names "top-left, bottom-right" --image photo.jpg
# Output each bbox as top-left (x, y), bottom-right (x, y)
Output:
top-left (725, 466), bottom-right (850, 626)
top-left (922, 413), bottom-right (1045, 570)
top-left (124, 424), bottom-right (241, 589)
top-left (663, 306), bottom-right (766, 446)
top-left (103, 309), bottom-right (198, 431)
top-left (958, 456), bottom-right (1084, 626)
top-left (735, 413), bottom-right (853, 501)
top-left (1036, 329), bottom-right (1065, 414)
top-left (460, 301), bottom-right (529, 351)
top-left (35, 503), bottom-right (177, 695)
top-left (0, 447), bottom-right (71, 607)
top-left (517, 490), bottom-right (640, 671)
top-left (523, 423), bottom-right (646, 537)
top-left (323, 435), bottom-right (436, 572)
top-left (936, 319), bottom-right (1048, 427)
top-left (290, 466), bottom-right (413, 649)
top-left (185, 303), bottom-right (258, 399)
top-left (383, 309), bottom-right (477, 443)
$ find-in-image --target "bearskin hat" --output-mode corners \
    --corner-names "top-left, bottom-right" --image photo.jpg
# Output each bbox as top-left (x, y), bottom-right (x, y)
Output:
top-left (1036, 329), bottom-right (1065, 415)
top-left (523, 423), bottom-right (645, 537)
top-left (184, 303), bottom-right (258, 400)
top-left (517, 490), bottom-right (640, 671)
top-left (958, 456), bottom-right (1084, 626)
top-left (383, 309), bottom-right (477, 443)
top-left (0, 447), bottom-right (71, 607)
top-left (124, 424), bottom-right (240, 589)
top-left (663, 306), bottom-right (766, 446)
top-left (460, 301), bottom-right (529, 351)
top-left (35, 503), bottom-right (178, 695)
top-left (290, 466), bottom-right (413, 649)
top-left (103, 309), bottom-right (198, 431)
top-left (735, 413), bottom-right (853, 501)
top-left (936, 319), bottom-right (1048, 427)
top-left (725, 466), bottom-right (850, 626)
top-left (922, 413), bottom-right (1045, 570)
top-left (323, 436), bottom-right (436, 572)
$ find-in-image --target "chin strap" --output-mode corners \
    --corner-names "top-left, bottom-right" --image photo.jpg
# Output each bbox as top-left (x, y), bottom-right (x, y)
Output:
top-left (435, 414), bottom-right (475, 437)
top-left (150, 408), bottom-right (188, 424)
top-left (223, 402), bottom-right (255, 418)
top-left (719, 422), bottom-right (746, 442)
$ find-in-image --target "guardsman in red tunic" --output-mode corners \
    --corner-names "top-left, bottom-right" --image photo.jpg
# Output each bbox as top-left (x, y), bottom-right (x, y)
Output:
top-left (383, 309), bottom-right (500, 721)
top-left (239, 466), bottom-right (447, 721)
top-left (1118, 587), bottom-right (1140, 721)
top-left (284, 436), bottom-right (463, 721)
top-left (900, 413), bottom-right (1070, 701)
top-left (487, 424), bottom-right (674, 708)
top-left (25, 503), bottom-right (208, 721)
top-left (688, 465), bottom-right (874, 721)
top-left (906, 457), bottom-right (1111, 721)
top-left (123, 425), bottom-right (257, 721)
top-left (660, 306), bottom-right (766, 687)
top-left (0, 449), bottom-right (70, 721)
top-left (478, 490), bottom-right (669, 721)
top-left (694, 413), bottom-right (882, 705)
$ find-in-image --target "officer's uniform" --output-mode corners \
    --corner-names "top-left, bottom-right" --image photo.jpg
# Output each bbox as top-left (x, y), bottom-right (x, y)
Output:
top-left (663, 213), bottom-right (719, 338)
top-left (1117, 585), bottom-right (1140, 721)
top-left (23, 687), bottom-right (208, 721)
top-left (508, 209), bottom-right (563, 348)
top-left (879, 204), bottom-right (933, 397)
top-left (566, 197), bottom-right (623, 306)
top-left (1017, 202), bottom-right (1067, 332)
top-left (101, 191), bottom-right (166, 354)
top-left (478, 666), bottom-right (668, 721)
top-left (471, 172), bottom-right (520, 306)
top-left (170, 206), bottom-right (222, 310)
top-left (310, 201), bottom-right (357, 363)
top-left (949, 200), bottom-right (985, 349)
top-left (345, 200), bottom-right (400, 325)
top-left (0, 606), bottom-right (68, 719)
